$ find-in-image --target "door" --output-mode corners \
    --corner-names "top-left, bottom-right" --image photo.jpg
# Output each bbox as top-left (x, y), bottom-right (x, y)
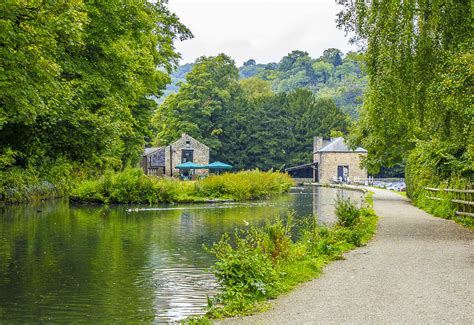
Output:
top-left (181, 149), bottom-right (193, 163)
top-left (337, 165), bottom-right (349, 182)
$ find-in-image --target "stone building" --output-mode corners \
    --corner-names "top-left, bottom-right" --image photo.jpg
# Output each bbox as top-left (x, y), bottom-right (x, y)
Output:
top-left (141, 134), bottom-right (209, 177)
top-left (313, 137), bottom-right (367, 184)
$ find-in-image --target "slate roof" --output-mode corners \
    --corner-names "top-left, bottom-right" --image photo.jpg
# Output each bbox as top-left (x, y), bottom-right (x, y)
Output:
top-left (317, 137), bottom-right (367, 153)
top-left (143, 147), bottom-right (162, 156)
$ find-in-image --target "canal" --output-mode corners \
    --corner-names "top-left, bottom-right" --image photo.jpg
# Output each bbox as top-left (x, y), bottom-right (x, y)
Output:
top-left (0, 186), bottom-right (362, 323)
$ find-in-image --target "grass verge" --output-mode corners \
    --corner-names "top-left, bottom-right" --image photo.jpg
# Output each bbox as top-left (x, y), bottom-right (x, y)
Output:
top-left (412, 191), bottom-right (473, 229)
top-left (184, 193), bottom-right (377, 323)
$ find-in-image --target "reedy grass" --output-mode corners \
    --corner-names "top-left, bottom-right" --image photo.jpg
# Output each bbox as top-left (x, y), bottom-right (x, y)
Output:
top-left (71, 168), bottom-right (295, 204)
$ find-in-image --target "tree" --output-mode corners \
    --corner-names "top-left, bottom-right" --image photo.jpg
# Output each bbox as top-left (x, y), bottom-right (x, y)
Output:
top-left (153, 54), bottom-right (242, 151)
top-left (0, 0), bottom-right (191, 170)
top-left (154, 57), bottom-right (350, 171)
top-left (337, 0), bottom-right (472, 181)
top-left (239, 78), bottom-right (273, 100)
top-left (322, 48), bottom-right (343, 67)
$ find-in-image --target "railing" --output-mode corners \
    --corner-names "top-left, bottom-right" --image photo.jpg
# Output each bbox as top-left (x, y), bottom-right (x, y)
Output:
top-left (352, 176), bottom-right (375, 185)
top-left (425, 187), bottom-right (474, 217)
top-left (147, 167), bottom-right (165, 176)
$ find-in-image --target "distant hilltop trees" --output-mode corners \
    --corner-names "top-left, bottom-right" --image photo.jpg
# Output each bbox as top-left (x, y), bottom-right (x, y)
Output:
top-left (159, 49), bottom-right (366, 118)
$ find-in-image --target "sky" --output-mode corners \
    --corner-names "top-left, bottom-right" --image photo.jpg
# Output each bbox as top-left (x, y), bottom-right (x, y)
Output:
top-left (167, 0), bottom-right (357, 66)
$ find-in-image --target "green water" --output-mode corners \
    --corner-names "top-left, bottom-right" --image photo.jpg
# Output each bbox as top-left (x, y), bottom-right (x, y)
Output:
top-left (0, 186), bottom-right (362, 323)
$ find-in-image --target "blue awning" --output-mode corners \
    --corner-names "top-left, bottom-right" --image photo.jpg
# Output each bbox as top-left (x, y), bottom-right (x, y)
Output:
top-left (175, 162), bottom-right (204, 169)
top-left (205, 161), bottom-right (233, 169)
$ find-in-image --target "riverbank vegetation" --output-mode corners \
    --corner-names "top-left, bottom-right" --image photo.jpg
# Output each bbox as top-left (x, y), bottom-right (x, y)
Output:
top-left (337, 0), bottom-right (472, 222)
top-left (0, 1), bottom-right (190, 203)
top-left (71, 169), bottom-right (294, 204)
top-left (0, 161), bottom-right (96, 204)
top-left (198, 195), bottom-right (377, 319)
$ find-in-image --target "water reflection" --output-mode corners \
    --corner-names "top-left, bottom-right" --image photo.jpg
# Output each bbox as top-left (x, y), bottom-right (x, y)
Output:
top-left (0, 186), bottom-right (361, 323)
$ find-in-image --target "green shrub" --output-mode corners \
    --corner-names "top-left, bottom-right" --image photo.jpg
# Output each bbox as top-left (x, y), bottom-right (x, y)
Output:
top-left (196, 170), bottom-right (294, 201)
top-left (205, 196), bottom-right (378, 318)
top-left (335, 198), bottom-right (360, 228)
top-left (406, 140), bottom-right (473, 228)
top-left (0, 167), bottom-right (60, 203)
top-left (71, 168), bottom-right (193, 204)
top-left (72, 169), bottom-right (294, 204)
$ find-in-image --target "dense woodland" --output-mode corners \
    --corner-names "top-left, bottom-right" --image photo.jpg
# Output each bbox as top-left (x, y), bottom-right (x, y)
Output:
top-left (153, 54), bottom-right (350, 170)
top-left (160, 49), bottom-right (367, 118)
top-left (0, 0), bottom-right (471, 203)
top-left (0, 1), bottom-right (191, 201)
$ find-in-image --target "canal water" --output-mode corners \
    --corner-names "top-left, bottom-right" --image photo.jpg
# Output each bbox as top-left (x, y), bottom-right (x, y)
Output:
top-left (0, 186), bottom-right (362, 323)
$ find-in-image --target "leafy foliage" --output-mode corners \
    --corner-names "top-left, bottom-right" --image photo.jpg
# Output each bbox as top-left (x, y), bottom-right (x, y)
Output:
top-left (205, 196), bottom-right (378, 317)
top-left (162, 49), bottom-right (367, 118)
top-left (335, 198), bottom-right (360, 228)
top-left (196, 170), bottom-right (294, 201)
top-left (337, 0), bottom-right (472, 227)
top-left (337, 0), bottom-right (472, 177)
top-left (71, 169), bottom-right (294, 204)
top-left (0, 0), bottom-right (191, 173)
top-left (153, 55), bottom-right (350, 170)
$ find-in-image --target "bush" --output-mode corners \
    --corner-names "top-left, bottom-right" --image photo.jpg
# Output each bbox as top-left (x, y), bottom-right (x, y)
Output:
top-left (205, 196), bottom-right (378, 318)
top-left (335, 198), bottom-right (360, 228)
top-left (71, 169), bottom-right (294, 204)
top-left (206, 232), bottom-right (278, 313)
top-left (0, 158), bottom-right (98, 203)
top-left (406, 140), bottom-right (473, 227)
top-left (72, 168), bottom-right (193, 204)
top-left (0, 167), bottom-right (64, 203)
top-left (196, 170), bottom-right (294, 201)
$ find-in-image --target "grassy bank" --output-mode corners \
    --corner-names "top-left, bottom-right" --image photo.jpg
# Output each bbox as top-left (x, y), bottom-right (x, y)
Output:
top-left (410, 186), bottom-right (473, 229)
top-left (405, 141), bottom-right (473, 229)
top-left (188, 194), bottom-right (377, 322)
top-left (0, 162), bottom-right (94, 204)
top-left (71, 169), bottom-right (295, 204)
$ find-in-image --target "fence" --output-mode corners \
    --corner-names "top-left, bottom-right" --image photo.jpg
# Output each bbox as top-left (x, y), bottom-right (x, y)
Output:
top-left (352, 176), bottom-right (375, 185)
top-left (146, 167), bottom-right (165, 176)
top-left (425, 187), bottom-right (474, 217)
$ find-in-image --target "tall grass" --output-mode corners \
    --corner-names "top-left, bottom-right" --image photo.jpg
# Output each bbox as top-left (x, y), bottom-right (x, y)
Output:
top-left (203, 196), bottom-right (378, 318)
top-left (196, 170), bottom-right (294, 201)
top-left (0, 160), bottom-right (94, 203)
top-left (71, 168), bottom-right (295, 204)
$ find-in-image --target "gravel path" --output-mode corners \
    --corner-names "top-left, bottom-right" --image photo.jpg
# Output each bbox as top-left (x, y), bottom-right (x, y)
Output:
top-left (217, 188), bottom-right (474, 324)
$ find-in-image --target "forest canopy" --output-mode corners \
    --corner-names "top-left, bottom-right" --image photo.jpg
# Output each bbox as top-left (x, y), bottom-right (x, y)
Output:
top-left (153, 54), bottom-right (350, 170)
top-left (160, 49), bottom-right (367, 118)
top-left (336, 0), bottom-right (472, 190)
top-left (0, 0), bottom-right (191, 171)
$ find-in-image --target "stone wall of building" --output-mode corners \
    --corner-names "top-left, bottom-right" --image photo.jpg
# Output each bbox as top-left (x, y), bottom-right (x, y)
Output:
top-left (314, 152), bottom-right (367, 183)
top-left (164, 134), bottom-right (209, 177)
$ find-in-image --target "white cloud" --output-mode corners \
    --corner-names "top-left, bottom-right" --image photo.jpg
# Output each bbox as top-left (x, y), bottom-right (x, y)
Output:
top-left (168, 0), bottom-right (356, 65)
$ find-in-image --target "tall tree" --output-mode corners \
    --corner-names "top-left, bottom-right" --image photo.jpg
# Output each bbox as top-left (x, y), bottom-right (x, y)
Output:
top-left (0, 0), bottom-right (191, 169)
top-left (153, 54), bottom-right (242, 151)
top-left (337, 0), bottom-right (472, 174)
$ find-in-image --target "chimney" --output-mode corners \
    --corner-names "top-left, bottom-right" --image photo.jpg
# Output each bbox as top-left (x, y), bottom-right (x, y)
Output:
top-left (314, 136), bottom-right (332, 152)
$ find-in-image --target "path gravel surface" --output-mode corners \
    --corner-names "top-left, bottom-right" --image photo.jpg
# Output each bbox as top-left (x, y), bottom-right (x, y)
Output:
top-left (217, 187), bottom-right (474, 324)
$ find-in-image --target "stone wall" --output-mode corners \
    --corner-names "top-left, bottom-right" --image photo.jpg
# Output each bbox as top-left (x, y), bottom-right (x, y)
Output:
top-left (314, 152), bottom-right (367, 184)
top-left (164, 134), bottom-right (209, 177)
